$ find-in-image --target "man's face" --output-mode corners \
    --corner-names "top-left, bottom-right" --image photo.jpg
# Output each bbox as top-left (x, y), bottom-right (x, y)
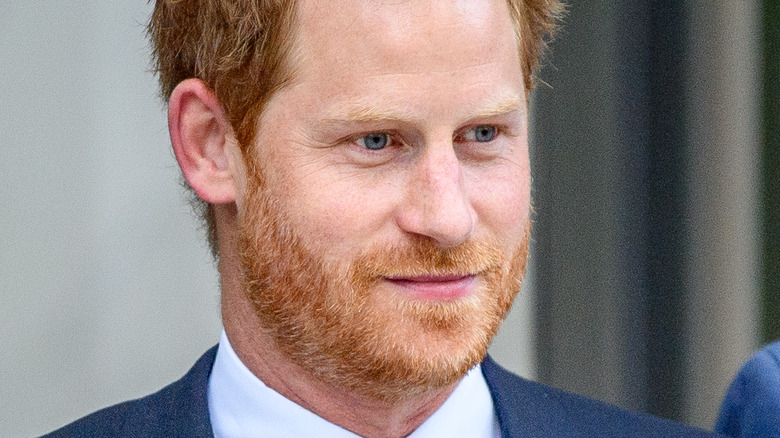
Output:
top-left (236, 0), bottom-right (531, 400)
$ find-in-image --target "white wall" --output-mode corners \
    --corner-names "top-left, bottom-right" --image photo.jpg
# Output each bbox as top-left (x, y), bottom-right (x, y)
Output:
top-left (1, 3), bottom-right (221, 436)
top-left (0, 3), bottom-right (536, 436)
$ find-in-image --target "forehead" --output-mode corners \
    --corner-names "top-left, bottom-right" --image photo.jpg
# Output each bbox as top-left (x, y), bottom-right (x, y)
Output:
top-left (271, 0), bottom-right (524, 125)
top-left (291, 0), bottom-right (520, 80)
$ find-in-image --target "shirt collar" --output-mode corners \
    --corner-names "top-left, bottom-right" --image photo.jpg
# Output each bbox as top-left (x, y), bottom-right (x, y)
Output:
top-left (208, 330), bottom-right (501, 438)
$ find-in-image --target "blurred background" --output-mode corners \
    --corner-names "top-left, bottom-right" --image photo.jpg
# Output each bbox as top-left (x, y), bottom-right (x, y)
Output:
top-left (1, 1), bottom-right (777, 436)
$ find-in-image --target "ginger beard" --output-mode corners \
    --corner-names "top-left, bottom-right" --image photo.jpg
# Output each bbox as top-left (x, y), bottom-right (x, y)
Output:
top-left (238, 164), bottom-right (531, 402)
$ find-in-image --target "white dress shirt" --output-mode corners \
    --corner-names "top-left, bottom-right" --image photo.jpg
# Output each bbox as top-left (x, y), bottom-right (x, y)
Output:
top-left (208, 331), bottom-right (502, 437)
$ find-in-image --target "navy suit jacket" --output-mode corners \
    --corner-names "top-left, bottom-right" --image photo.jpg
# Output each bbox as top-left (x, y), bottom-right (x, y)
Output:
top-left (43, 347), bottom-right (718, 437)
top-left (715, 341), bottom-right (780, 438)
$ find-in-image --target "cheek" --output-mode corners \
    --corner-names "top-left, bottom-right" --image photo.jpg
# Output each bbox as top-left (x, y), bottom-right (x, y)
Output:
top-left (467, 160), bottom-right (531, 237)
top-left (274, 169), bottom-right (403, 256)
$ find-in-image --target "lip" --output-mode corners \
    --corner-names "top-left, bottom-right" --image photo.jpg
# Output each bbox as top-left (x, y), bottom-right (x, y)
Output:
top-left (384, 274), bottom-right (478, 301)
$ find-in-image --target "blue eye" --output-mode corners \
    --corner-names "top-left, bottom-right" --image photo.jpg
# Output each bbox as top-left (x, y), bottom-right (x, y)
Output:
top-left (470, 125), bottom-right (497, 142)
top-left (357, 133), bottom-right (390, 150)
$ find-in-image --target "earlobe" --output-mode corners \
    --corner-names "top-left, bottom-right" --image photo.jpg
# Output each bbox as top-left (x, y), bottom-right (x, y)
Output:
top-left (168, 78), bottom-right (239, 204)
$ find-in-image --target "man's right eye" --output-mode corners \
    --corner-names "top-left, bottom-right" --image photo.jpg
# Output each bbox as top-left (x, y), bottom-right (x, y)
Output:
top-left (356, 133), bottom-right (390, 150)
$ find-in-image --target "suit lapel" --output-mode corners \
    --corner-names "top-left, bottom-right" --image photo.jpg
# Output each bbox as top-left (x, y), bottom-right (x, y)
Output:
top-left (482, 355), bottom-right (563, 438)
top-left (164, 345), bottom-right (218, 437)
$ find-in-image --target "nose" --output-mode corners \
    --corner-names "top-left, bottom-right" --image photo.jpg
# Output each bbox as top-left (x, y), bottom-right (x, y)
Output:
top-left (395, 143), bottom-right (476, 247)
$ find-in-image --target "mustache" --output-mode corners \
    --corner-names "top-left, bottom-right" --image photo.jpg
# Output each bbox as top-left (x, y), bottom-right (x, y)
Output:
top-left (350, 235), bottom-right (505, 281)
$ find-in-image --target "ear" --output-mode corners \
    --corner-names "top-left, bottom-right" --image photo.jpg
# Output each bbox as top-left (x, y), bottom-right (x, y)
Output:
top-left (168, 78), bottom-right (239, 204)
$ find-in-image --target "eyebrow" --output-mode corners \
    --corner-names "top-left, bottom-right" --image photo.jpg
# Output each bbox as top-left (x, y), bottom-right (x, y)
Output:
top-left (323, 93), bottom-right (524, 125)
top-left (470, 94), bottom-right (523, 118)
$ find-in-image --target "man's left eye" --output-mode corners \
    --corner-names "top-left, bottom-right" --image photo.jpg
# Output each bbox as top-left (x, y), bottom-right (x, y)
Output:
top-left (463, 125), bottom-right (498, 142)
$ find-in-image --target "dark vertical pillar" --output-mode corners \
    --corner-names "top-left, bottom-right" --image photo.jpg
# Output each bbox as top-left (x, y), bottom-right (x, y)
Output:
top-left (613, 0), bottom-right (652, 414)
top-left (644, 2), bottom-right (689, 421)
top-left (762, 0), bottom-right (780, 344)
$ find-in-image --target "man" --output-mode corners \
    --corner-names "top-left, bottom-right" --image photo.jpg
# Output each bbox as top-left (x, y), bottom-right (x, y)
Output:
top-left (44, 0), bottom-right (719, 436)
top-left (715, 341), bottom-right (780, 437)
